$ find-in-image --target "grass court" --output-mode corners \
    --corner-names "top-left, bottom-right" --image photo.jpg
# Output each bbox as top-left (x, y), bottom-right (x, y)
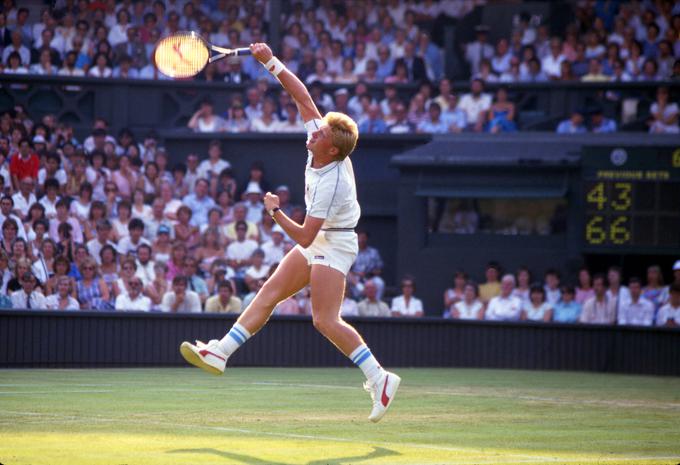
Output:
top-left (1, 367), bottom-right (679, 464)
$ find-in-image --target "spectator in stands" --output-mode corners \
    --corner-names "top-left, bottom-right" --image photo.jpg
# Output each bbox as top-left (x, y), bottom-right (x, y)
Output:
top-left (553, 285), bottom-right (582, 323)
top-left (487, 88), bottom-right (517, 133)
top-left (648, 87), bottom-right (679, 134)
top-left (161, 275), bottom-right (201, 313)
top-left (500, 56), bottom-right (522, 82)
top-left (226, 220), bottom-right (258, 279)
top-left (479, 262), bottom-right (501, 305)
top-left (656, 283), bottom-right (680, 327)
top-left (449, 281), bottom-right (484, 320)
top-left (580, 273), bottom-right (616, 324)
top-left (607, 266), bottom-right (631, 311)
top-left (9, 138), bottom-right (39, 189)
top-left (575, 267), bottom-right (595, 304)
top-left (643, 265), bottom-right (669, 310)
top-left (197, 140), bottom-right (230, 181)
top-left (556, 109), bottom-right (587, 134)
top-left (182, 179), bottom-right (215, 227)
top-left (251, 97), bottom-right (281, 132)
top-left (417, 102), bottom-right (448, 134)
top-left (10, 271), bottom-right (45, 309)
top-left (543, 269), bottom-right (561, 305)
top-left (484, 274), bottom-right (522, 321)
top-left (394, 41), bottom-right (427, 83)
top-left (77, 257), bottom-right (111, 310)
top-left (465, 25), bottom-right (494, 76)
top-left (443, 271), bottom-right (466, 315)
top-left (513, 267), bottom-right (531, 306)
top-left (358, 104), bottom-right (387, 134)
top-left (188, 99), bottom-right (225, 133)
top-left (617, 277), bottom-right (655, 326)
top-left (88, 52), bottom-right (113, 78)
top-left (115, 276), bottom-right (151, 312)
top-left (2, 31), bottom-right (29, 66)
top-left (542, 37), bottom-right (566, 80)
top-left (12, 176), bottom-right (36, 218)
top-left (391, 275), bottom-right (424, 317)
top-left (457, 78), bottom-right (491, 133)
top-left (590, 107), bottom-right (617, 133)
top-left (357, 280), bottom-right (391, 318)
top-left (521, 285), bottom-right (553, 322)
top-left (205, 280), bottom-right (242, 313)
top-left (44, 275), bottom-right (78, 310)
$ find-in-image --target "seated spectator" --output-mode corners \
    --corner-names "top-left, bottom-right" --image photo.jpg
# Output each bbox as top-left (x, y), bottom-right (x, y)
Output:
top-left (227, 220), bottom-right (259, 279)
top-left (145, 261), bottom-right (170, 311)
top-left (500, 56), bottom-right (521, 82)
top-left (590, 108), bottom-right (617, 133)
top-left (77, 257), bottom-right (112, 310)
top-left (553, 285), bottom-right (582, 323)
top-left (3, 50), bottom-right (28, 74)
top-left (391, 276), bottom-right (424, 317)
top-left (556, 110), bottom-right (587, 134)
top-left (443, 271), bottom-right (466, 315)
top-left (358, 104), bottom-right (387, 134)
top-left (134, 244), bottom-right (156, 286)
top-left (474, 59), bottom-right (499, 83)
top-left (575, 267), bottom-right (595, 304)
top-left (161, 275), bottom-right (202, 313)
top-left (205, 280), bottom-right (242, 313)
top-left (457, 78), bottom-right (492, 132)
top-left (197, 140), bottom-right (231, 180)
top-left (643, 265), bottom-right (669, 310)
top-left (244, 249), bottom-right (268, 290)
top-left (182, 257), bottom-right (208, 304)
top-left (10, 272), bottom-right (46, 309)
top-left (117, 218), bottom-right (150, 257)
top-left (224, 105), bottom-right (250, 133)
top-left (656, 283), bottom-right (680, 327)
top-left (479, 262), bottom-right (501, 305)
top-left (487, 88), bottom-right (517, 133)
top-left (417, 102), bottom-right (448, 134)
top-left (187, 99), bottom-right (225, 133)
top-left (0, 273), bottom-right (11, 308)
top-left (88, 52), bottom-right (113, 78)
top-left (543, 269), bottom-right (561, 305)
top-left (520, 57), bottom-right (548, 82)
top-left (521, 285), bottom-right (553, 322)
top-left (606, 266), bottom-right (631, 309)
top-left (580, 273), bottom-right (616, 324)
top-left (357, 280), bottom-right (390, 317)
top-left (541, 37), bottom-right (565, 80)
top-left (581, 58), bottom-right (610, 82)
top-left (387, 102), bottom-right (416, 134)
top-left (276, 104), bottom-right (305, 132)
top-left (648, 87), bottom-right (679, 134)
top-left (115, 276), bottom-right (151, 312)
top-left (449, 281), bottom-right (484, 320)
top-left (251, 98), bottom-right (281, 133)
top-left (513, 267), bottom-right (531, 306)
top-left (484, 274), bottom-right (522, 321)
top-left (465, 25), bottom-right (494, 76)
top-left (617, 277), bottom-right (655, 326)
top-left (340, 286), bottom-right (359, 317)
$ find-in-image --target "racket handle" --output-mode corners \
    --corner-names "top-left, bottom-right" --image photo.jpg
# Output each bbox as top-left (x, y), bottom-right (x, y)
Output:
top-left (233, 48), bottom-right (252, 56)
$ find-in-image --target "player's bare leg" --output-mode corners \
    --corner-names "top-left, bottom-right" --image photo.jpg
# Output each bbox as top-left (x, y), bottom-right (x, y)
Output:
top-left (310, 264), bottom-right (401, 422)
top-left (180, 249), bottom-right (310, 374)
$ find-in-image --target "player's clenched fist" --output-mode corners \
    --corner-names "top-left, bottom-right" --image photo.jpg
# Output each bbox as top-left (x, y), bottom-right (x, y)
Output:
top-left (250, 43), bottom-right (273, 65)
top-left (263, 192), bottom-right (280, 211)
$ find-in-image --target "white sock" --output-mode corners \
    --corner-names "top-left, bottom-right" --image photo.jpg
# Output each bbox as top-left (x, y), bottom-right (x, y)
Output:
top-left (349, 344), bottom-right (384, 383)
top-left (218, 323), bottom-right (251, 356)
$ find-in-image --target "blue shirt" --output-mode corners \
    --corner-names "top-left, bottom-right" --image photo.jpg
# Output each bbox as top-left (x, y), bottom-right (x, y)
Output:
top-left (556, 120), bottom-right (587, 134)
top-left (553, 301), bottom-right (582, 323)
top-left (592, 118), bottom-right (617, 133)
top-left (417, 118), bottom-right (449, 134)
top-left (182, 193), bottom-right (216, 227)
top-left (359, 118), bottom-right (387, 134)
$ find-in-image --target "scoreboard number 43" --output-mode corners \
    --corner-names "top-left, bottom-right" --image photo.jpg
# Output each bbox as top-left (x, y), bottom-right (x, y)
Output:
top-left (585, 182), bottom-right (633, 245)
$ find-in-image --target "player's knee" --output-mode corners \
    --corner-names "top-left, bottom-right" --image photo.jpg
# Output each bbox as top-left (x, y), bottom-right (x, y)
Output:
top-left (312, 313), bottom-right (339, 336)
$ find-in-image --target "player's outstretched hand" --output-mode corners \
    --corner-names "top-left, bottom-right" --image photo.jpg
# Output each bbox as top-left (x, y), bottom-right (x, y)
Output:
top-left (264, 192), bottom-right (280, 211)
top-left (250, 43), bottom-right (273, 65)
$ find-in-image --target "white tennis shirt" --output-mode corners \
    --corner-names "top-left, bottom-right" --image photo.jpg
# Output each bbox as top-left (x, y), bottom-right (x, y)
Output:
top-left (303, 119), bottom-right (361, 229)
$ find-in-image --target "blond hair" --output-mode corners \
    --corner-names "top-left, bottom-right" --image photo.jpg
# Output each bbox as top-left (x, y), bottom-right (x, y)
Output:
top-left (324, 111), bottom-right (359, 160)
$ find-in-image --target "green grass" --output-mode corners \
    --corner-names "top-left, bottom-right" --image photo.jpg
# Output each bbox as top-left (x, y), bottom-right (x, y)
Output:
top-left (0, 368), bottom-right (679, 464)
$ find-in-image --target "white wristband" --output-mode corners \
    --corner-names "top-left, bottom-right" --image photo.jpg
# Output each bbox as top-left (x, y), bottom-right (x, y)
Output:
top-left (263, 56), bottom-right (286, 76)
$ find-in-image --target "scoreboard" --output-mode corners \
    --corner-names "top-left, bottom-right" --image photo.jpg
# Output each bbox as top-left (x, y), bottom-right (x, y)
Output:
top-left (582, 146), bottom-right (680, 254)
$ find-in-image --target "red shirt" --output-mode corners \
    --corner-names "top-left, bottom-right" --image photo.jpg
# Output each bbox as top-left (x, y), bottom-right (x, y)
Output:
top-left (9, 153), bottom-right (40, 181)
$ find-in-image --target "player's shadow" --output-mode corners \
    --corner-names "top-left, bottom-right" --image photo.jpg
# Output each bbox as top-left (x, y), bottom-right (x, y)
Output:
top-left (167, 445), bottom-right (401, 464)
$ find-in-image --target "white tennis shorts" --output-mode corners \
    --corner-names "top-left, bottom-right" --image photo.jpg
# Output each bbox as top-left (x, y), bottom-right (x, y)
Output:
top-left (295, 230), bottom-right (358, 276)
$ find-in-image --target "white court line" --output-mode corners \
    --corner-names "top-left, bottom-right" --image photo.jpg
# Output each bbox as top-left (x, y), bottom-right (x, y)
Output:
top-left (251, 382), bottom-right (680, 411)
top-left (2, 410), bottom-right (678, 464)
top-left (0, 390), bottom-right (114, 395)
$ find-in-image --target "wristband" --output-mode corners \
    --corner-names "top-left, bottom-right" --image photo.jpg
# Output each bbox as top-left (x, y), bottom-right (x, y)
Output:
top-left (263, 56), bottom-right (286, 76)
top-left (268, 207), bottom-right (281, 217)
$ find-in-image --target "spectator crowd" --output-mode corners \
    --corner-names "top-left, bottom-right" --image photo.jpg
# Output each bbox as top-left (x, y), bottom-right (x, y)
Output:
top-left (0, 1), bottom-right (678, 135)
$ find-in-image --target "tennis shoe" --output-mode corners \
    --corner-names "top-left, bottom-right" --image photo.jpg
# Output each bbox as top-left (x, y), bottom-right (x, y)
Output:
top-left (364, 370), bottom-right (401, 422)
top-left (180, 339), bottom-right (228, 375)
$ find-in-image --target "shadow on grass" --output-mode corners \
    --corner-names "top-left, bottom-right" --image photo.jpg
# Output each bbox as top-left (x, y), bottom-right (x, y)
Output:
top-left (167, 446), bottom-right (401, 464)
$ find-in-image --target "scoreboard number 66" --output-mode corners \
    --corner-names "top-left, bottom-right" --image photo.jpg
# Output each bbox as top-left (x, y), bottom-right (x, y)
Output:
top-left (585, 181), bottom-right (633, 245)
top-left (585, 215), bottom-right (631, 245)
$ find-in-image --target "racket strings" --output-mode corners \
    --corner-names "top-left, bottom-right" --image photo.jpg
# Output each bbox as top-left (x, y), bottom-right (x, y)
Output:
top-left (155, 35), bottom-right (209, 78)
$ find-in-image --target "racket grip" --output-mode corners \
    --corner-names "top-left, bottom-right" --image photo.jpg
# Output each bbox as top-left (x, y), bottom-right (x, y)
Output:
top-left (234, 48), bottom-right (252, 56)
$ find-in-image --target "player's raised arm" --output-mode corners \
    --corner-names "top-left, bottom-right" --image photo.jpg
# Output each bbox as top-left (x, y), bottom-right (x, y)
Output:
top-left (249, 43), bottom-right (322, 122)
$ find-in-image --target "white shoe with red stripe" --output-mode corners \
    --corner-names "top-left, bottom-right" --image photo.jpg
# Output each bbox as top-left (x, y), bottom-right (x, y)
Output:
top-left (364, 370), bottom-right (401, 422)
top-left (179, 339), bottom-right (228, 375)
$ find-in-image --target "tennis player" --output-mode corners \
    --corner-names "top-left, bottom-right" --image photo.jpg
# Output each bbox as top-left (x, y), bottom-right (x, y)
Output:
top-left (180, 43), bottom-right (401, 422)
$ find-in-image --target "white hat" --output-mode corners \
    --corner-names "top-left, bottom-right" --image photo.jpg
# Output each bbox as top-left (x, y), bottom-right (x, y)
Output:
top-left (32, 135), bottom-right (46, 144)
top-left (275, 185), bottom-right (289, 192)
top-left (272, 225), bottom-right (285, 235)
top-left (673, 260), bottom-right (680, 271)
top-left (245, 181), bottom-right (262, 195)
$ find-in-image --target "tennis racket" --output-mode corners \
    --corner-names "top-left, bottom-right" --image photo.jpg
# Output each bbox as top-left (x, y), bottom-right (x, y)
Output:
top-left (153, 31), bottom-right (251, 78)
